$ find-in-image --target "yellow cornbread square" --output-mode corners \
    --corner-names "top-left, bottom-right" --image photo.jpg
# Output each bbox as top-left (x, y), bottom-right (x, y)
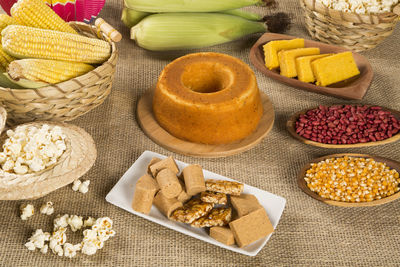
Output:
top-left (278, 47), bottom-right (320, 78)
top-left (263, 39), bottom-right (304, 70)
top-left (295, 54), bottom-right (332, 83)
top-left (311, 51), bottom-right (360, 87)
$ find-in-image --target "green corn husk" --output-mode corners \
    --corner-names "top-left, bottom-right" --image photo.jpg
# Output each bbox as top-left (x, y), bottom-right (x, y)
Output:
top-left (221, 9), bottom-right (262, 21)
top-left (121, 6), bottom-right (261, 29)
top-left (131, 13), bottom-right (266, 51)
top-left (124, 0), bottom-right (267, 12)
top-left (121, 7), bottom-right (150, 28)
top-left (0, 72), bottom-right (24, 89)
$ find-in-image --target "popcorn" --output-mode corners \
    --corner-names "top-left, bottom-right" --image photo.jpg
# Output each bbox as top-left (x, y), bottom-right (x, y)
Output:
top-left (72, 180), bottom-right (81, 191)
top-left (50, 227), bottom-right (67, 245)
top-left (40, 202), bottom-right (54, 216)
top-left (317, 0), bottom-right (399, 14)
top-left (54, 214), bottom-right (69, 229)
top-left (72, 180), bottom-right (90, 194)
top-left (24, 215), bottom-right (115, 257)
top-left (25, 229), bottom-right (50, 251)
top-left (63, 243), bottom-right (81, 258)
top-left (40, 244), bottom-right (48, 254)
top-left (81, 240), bottom-right (98, 256)
top-left (0, 124), bottom-right (67, 174)
top-left (92, 217), bottom-right (113, 231)
top-left (67, 215), bottom-right (83, 232)
top-left (83, 229), bottom-right (98, 241)
top-left (20, 204), bottom-right (34, 220)
top-left (83, 217), bottom-right (96, 227)
top-left (79, 180), bottom-right (90, 194)
top-left (72, 179), bottom-right (90, 194)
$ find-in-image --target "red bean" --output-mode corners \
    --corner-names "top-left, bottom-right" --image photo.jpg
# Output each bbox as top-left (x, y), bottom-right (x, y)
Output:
top-left (295, 105), bottom-right (399, 144)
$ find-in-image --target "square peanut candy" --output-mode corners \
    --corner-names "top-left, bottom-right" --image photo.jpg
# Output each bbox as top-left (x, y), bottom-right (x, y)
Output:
top-left (229, 208), bottom-right (274, 247)
top-left (210, 226), bottom-right (235, 246)
top-left (230, 194), bottom-right (261, 217)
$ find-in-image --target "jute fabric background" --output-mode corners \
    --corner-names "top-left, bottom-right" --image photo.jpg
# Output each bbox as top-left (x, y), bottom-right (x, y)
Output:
top-left (0, 0), bottom-right (399, 266)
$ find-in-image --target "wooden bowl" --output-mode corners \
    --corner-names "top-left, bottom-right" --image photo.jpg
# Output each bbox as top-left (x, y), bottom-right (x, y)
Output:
top-left (298, 153), bottom-right (400, 207)
top-left (287, 105), bottom-right (400, 148)
top-left (249, 33), bottom-right (373, 100)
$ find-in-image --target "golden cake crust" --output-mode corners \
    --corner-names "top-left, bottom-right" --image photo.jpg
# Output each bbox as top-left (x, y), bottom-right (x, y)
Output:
top-left (153, 52), bottom-right (263, 145)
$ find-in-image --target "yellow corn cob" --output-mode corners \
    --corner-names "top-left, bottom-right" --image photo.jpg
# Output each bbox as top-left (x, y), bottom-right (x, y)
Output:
top-left (2, 25), bottom-right (111, 64)
top-left (0, 14), bottom-right (18, 32)
top-left (0, 14), bottom-right (17, 69)
top-left (10, 0), bottom-right (77, 34)
top-left (0, 48), bottom-right (14, 70)
top-left (8, 59), bottom-right (94, 85)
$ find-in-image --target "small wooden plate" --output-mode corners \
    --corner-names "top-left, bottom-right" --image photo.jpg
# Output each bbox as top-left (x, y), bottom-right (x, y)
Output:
top-left (298, 153), bottom-right (400, 207)
top-left (136, 89), bottom-right (275, 158)
top-left (287, 105), bottom-right (400, 148)
top-left (249, 33), bottom-right (373, 100)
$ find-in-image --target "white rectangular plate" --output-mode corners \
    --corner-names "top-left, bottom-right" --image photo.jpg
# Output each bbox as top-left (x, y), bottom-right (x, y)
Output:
top-left (106, 151), bottom-right (286, 256)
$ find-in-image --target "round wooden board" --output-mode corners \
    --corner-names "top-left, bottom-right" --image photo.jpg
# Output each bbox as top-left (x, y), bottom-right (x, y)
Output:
top-left (287, 105), bottom-right (400, 148)
top-left (136, 89), bottom-right (275, 158)
top-left (298, 153), bottom-right (400, 207)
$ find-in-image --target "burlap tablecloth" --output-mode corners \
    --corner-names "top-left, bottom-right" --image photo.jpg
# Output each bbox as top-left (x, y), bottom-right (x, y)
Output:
top-left (1, 0), bottom-right (399, 266)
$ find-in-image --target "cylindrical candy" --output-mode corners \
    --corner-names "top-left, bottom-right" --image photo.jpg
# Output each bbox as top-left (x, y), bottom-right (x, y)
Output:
top-left (156, 168), bottom-right (182, 198)
top-left (182, 165), bottom-right (206, 195)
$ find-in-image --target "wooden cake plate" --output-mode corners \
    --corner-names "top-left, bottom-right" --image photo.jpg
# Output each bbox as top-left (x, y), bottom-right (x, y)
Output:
top-left (136, 89), bottom-right (275, 158)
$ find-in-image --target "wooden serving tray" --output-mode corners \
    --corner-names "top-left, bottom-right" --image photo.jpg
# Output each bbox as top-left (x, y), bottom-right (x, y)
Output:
top-left (249, 33), bottom-right (373, 100)
top-left (136, 89), bottom-right (274, 158)
top-left (298, 153), bottom-right (400, 207)
top-left (287, 105), bottom-right (400, 148)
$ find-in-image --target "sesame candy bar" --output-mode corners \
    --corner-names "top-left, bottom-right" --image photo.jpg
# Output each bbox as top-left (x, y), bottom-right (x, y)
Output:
top-left (205, 179), bottom-right (244, 196)
top-left (191, 207), bottom-right (232, 228)
top-left (170, 199), bottom-right (214, 224)
top-left (200, 191), bottom-right (227, 205)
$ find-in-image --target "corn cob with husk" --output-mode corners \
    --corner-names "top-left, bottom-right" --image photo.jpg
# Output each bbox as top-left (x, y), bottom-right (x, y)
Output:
top-left (6, 59), bottom-right (94, 88)
top-left (131, 13), bottom-right (288, 51)
top-left (124, 0), bottom-right (269, 12)
top-left (2, 25), bottom-right (111, 64)
top-left (121, 6), bottom-right (263, 28)
top-left (122, 7), bottom-right (150, 28)
top-left (10, 0), bottom-right (77, 34)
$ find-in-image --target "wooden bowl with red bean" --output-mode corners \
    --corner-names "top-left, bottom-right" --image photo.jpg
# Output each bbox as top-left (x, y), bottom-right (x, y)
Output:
top-left (287, 105), bottom-right (400, 148)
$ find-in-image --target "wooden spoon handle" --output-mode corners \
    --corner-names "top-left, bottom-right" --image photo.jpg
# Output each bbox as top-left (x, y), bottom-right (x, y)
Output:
top-left (95, 18), bottom-right (122, 43)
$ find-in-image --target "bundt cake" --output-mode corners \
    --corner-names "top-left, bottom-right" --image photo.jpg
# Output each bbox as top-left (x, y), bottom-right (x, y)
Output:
top-left (153, 52), bottom-right (263, 145)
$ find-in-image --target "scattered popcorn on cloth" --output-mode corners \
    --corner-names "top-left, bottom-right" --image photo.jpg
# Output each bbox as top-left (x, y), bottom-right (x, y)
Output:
top-left (20, 204), bottom-right (34, 220)
top-left (24, 215), bottom-right (115, 258)
top-left (25, 229), bottom-right (50, 251)
top-left (317, 0), bottom-right (399, 14)
top-left (72, 179), bottom-right (90, 194)
top-left (67, 215), bottom-right (83, 232)
top-left (40, 202), bottom-right (54, 216)
top-left (54, 214), bottom-right (69, 229)
top-left (0, 125), bottom-right (67, 174)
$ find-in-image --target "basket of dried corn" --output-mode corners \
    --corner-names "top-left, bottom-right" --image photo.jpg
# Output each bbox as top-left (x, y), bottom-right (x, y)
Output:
top-left (300, 0), bottom-right (400, 52)
top-left (0, 0), bottom-right (121, 125)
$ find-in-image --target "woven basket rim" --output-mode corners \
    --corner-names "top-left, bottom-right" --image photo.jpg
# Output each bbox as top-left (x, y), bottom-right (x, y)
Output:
top-left (301, 0), bottom-right (400, 24)
top-left (0, 21), bottom-right (117, 93)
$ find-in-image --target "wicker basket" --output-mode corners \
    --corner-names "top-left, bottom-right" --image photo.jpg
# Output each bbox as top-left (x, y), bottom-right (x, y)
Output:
top-left (0, 19), bottom-right (119, 125)
top-left (300, 0), bottom-right (400, 52)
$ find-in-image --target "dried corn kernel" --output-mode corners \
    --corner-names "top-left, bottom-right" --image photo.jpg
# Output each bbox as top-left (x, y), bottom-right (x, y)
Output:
top-left (304, 157), bottom-right (400, 202)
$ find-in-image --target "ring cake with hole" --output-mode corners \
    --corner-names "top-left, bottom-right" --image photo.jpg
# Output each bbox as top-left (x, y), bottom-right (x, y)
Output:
top-left (153, 52), bottom-right (264, 145)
